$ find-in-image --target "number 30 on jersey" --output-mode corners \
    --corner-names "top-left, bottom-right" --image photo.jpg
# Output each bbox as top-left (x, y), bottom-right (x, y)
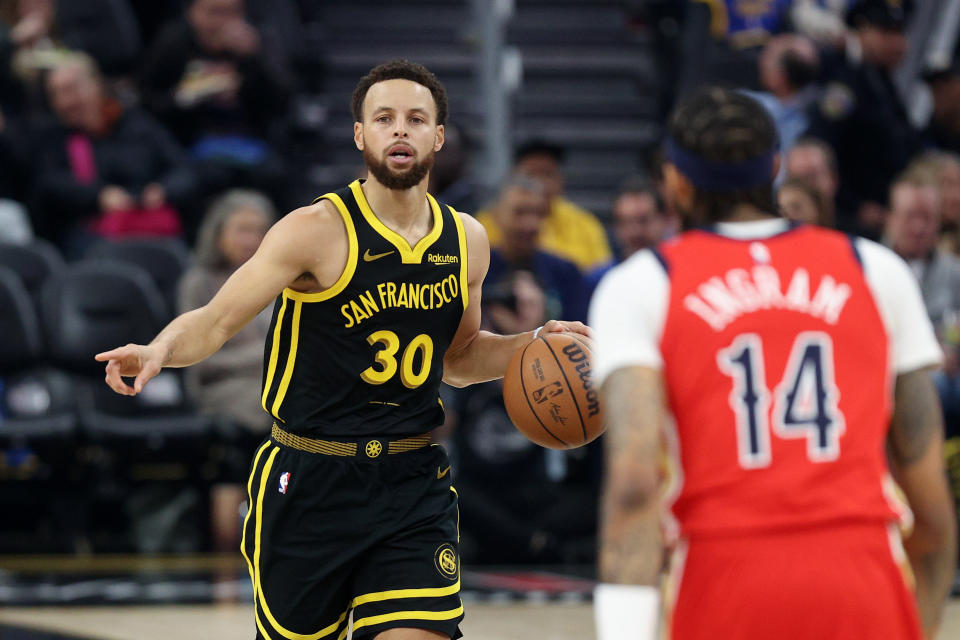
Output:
top-left (361, 330), bottom-right (434, 389)
top-left (717, 331), bottom-right (846, 469)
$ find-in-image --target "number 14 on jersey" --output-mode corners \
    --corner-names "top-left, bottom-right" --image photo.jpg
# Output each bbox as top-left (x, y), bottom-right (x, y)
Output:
top-left (717, 332), bottom-right (846, 469)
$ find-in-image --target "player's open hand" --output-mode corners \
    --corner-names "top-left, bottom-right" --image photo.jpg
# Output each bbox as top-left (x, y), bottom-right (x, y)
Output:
top-left (541, 319), bottom-right (594, 350)
top-left (94, 343), bottom-right (163, 396)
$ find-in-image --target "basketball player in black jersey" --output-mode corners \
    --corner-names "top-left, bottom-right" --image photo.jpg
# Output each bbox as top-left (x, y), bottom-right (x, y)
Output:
top-left (96, 60), bottom-right (589, 640)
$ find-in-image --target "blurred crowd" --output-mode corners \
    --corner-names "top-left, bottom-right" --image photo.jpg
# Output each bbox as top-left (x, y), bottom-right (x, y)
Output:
top-left (1, 0), bottom-right (959, 566)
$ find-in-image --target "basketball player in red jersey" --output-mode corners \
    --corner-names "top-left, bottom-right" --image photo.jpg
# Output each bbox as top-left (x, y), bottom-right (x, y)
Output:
top-left (590, 88), bottom-right (957, 640)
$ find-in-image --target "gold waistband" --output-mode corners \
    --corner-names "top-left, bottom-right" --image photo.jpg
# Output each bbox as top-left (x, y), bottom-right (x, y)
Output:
top-left (270, 424), bottom-right (431, 457)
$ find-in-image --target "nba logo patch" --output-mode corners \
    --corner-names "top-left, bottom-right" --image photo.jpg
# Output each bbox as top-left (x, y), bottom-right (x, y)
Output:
top-left (279, 472), bottom-right (290, 494)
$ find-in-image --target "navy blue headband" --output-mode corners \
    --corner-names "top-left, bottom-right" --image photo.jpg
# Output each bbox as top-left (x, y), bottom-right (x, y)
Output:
top-left (664, 137), bottom-right (776, 192)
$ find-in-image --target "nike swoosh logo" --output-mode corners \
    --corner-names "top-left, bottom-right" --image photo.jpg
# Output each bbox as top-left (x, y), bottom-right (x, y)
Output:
top-left (437, 465), bottom-right (451, 479)
top-left (364, 249), bottom-right (395, 262)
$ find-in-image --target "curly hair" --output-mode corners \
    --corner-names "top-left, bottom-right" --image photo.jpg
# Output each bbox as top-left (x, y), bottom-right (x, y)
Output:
top-left (351, 59), bottom-right (448, 126)
top-left (668, 87), bottom-right (778, 224)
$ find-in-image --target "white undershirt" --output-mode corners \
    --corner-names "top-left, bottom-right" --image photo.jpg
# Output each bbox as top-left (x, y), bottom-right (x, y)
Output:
top-left (589, 221), bottom-right (943, 385)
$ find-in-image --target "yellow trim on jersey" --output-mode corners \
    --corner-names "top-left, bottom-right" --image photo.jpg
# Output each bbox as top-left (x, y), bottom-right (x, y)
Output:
top-left (451, 486), bottom-right (460, 541)
top-left (261, 296), bottom-right (289, 413)
top-left (271, 297), bottom-right (303, 419)
top-left (350, 180), bottom-right (443, 264)
top-left (450, 207), bottom-right (469, 311)
top-left (338, 606), bottom-right (464, 640)
top-left (285, 193), bottom-right (359, 302)
top-left (251, 446), bottom-right (350, 640)
top-left (240, 441), bottom-right (272, 583)
top-left (351, 579), bottom-right (461, 608)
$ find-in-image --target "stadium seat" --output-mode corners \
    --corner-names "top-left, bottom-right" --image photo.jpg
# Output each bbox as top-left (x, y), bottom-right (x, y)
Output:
top-left (0, 264), bottom-right (76, 440)
top-left (85, 237), bottom-right (191, 318)
top-left (0, 265), bottom-right (43, 373)
top-left (0, 266), bottom-right (81, 552)
top-left (40, 260), bottom-right (166, 374)
top-left (38, 259), bottom-right (210, 436)
top-left (0, 239), bottom-right (65, 304)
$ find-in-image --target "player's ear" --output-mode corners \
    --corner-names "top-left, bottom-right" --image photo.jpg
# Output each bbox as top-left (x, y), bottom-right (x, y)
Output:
top-left (354, 122), bottom-right (363, 151)
top-left (434, 124), bottom-right (445, 152)
top-left (664, 163), bottom-right (694, 211)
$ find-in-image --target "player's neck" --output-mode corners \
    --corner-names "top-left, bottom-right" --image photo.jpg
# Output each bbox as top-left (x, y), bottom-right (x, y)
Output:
top-left (719, 205), bottom-right (776, 224)
top-left (361, 175), bottom-right (432, 231)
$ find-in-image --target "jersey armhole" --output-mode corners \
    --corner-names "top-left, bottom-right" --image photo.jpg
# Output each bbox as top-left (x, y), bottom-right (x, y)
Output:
top-left (284, 193), bottom-right (359, 302)
top-left (847, 235), bottom-right (864, 270)
top-left (451, 207), bottom-right (469, 311)
top-left (651, 247), bottom-right (670, 275)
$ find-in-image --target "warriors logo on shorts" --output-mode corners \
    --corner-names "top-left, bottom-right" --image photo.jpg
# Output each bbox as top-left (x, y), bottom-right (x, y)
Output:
top-left (366, 440), bottom-right (383, 458)
top-left (434, 543), bottom-right (458, 580)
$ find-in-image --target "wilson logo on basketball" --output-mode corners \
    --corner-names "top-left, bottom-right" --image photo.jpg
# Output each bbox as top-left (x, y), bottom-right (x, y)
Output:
top-left (562, 343), bottom-right (600, 418)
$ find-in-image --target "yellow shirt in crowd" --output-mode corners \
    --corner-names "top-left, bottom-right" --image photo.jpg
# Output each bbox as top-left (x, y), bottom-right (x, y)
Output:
top-left (477, 196), bottom-right (613, 272)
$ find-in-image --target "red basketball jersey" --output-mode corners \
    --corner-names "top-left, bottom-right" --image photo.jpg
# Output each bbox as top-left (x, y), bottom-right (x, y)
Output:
top-left (657, 225), bottom-right (901, 538)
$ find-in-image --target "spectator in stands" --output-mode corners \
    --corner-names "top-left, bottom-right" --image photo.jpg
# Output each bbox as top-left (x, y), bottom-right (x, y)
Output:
top-left (586, 176), bottom-right (669, 292)
top-left (785, 137), bottom-right (845, 231)
top-left (610, 176), bottom-right (670, 258)
top-left (886, 168), bottom-right (960, 438)
top-left (32, 53), bottom-right (196, 256)
top-left (778, 178), bottom-right (832, 226)
top-left (922, 57), bottom-right (960, 155)
top-left (744, 34), bottom-right (821, 180)
top-left (478, 140), bottom-right (612, 272)
top-left (139, 0), bottom-right (293, 205)
top-left (484, 175), bottom-right (589, 323)
top-left (677, 0), bottom-right (792, 95)
top-left (885, 169), bottom-right (960, 326)
top-left (0, 0), bottom-right (140, 113)
top-left (178, 189), bottom-right (274, 551)
top-left (905, 151), bottom-right (960, 258)
top-left (805, 0), bottom-right (921, 239)
top-left (791, 0), bottom-right (851, 49)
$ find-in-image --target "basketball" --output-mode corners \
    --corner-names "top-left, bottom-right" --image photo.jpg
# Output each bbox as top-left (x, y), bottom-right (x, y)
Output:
top-left (503, 332), bottom-right (605, 449)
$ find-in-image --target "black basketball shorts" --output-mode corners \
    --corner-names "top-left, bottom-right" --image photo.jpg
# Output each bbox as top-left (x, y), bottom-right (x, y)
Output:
top-left (241, 430), bottom-right (463, 640)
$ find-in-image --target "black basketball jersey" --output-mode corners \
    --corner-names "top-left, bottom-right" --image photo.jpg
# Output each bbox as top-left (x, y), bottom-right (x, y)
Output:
top-left (260, 180), bottom-right (468, 437)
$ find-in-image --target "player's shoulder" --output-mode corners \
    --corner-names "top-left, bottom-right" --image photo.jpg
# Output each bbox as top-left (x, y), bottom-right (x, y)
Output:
top-left (849, 236), bottom-right (927, 295)
top-left (261, 200), bottom-right (350, 258)
top-left (597, 249), bottom-right (669, 295)
top-left (280, 199), bottom-right (347, 232)
top-left (451, 209), bottom-right (489, 250)
top-left (852, 236), bottom-right (910, 275)
top-left (450, 208), bottom-right (483, 233)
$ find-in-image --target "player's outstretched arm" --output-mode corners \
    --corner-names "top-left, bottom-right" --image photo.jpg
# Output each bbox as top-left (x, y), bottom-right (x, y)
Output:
top-left (888, 366), bottom-right (958, 638)
top-left (442, 212), bottom-right (591, 387)
top-left (594, 365), bottom-right (664, 640)
top-left (95, 201), bottom-right (347, 396)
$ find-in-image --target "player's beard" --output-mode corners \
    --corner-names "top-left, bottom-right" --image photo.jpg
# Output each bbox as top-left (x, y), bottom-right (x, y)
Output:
top-left (363, 145), bottom-right (435, 191)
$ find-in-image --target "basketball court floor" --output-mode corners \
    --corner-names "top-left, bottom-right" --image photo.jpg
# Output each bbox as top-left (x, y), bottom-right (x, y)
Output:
top-left (0, 554), bottom-right (957, 639)
top-left (0, 602), bottom-right (958, 640)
